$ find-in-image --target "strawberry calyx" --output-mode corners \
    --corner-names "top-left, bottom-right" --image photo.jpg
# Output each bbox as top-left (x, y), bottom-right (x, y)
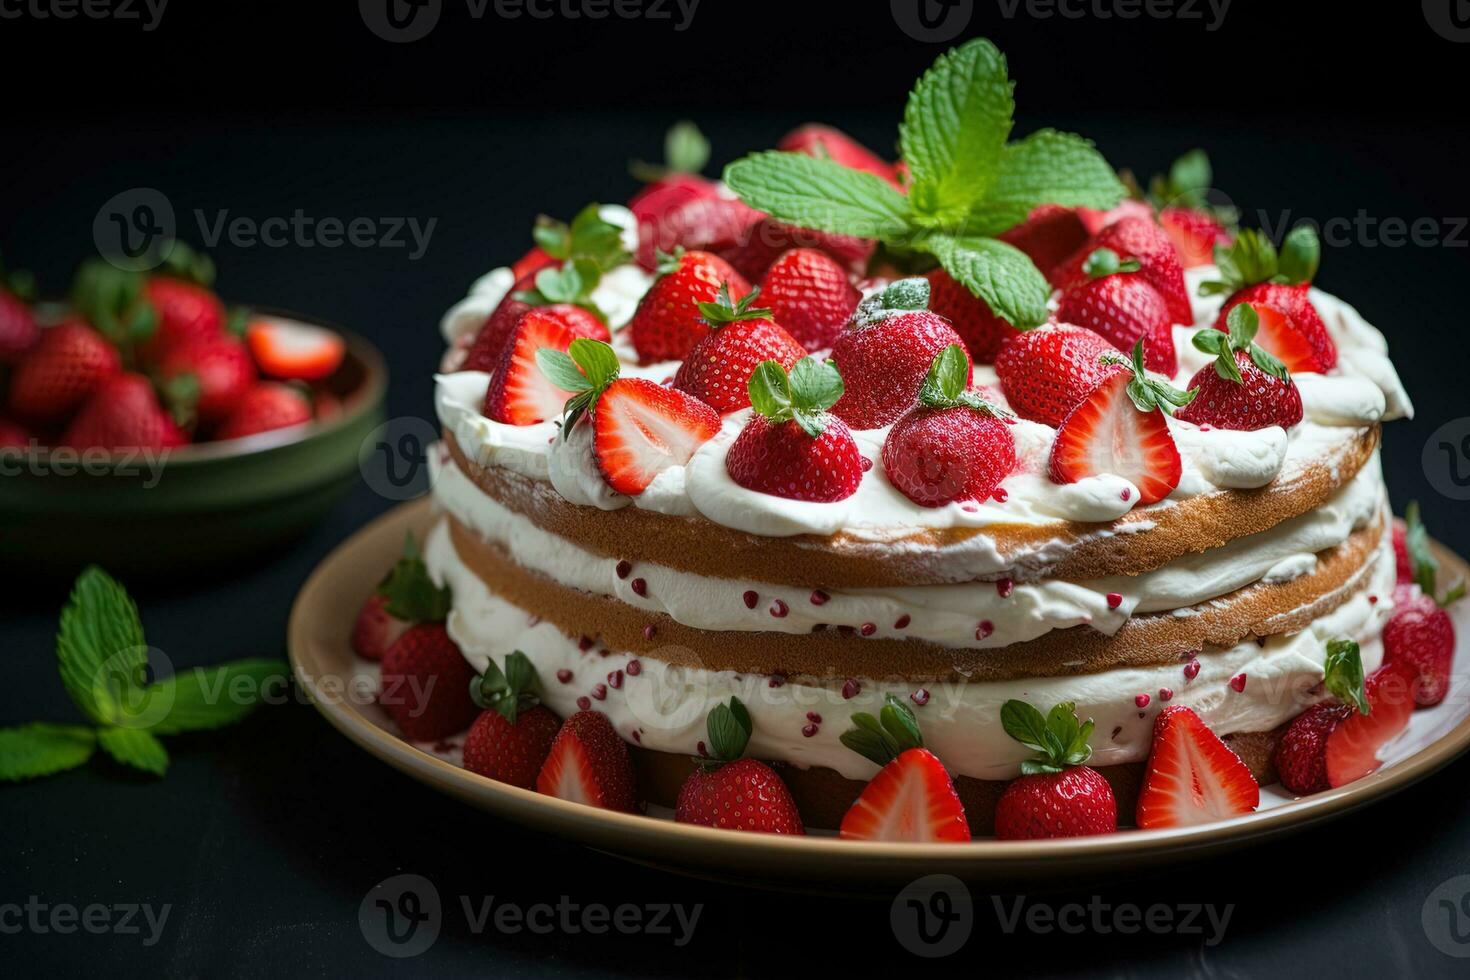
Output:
top-left (0, 251), bottom-right (37, 301)
top-left (697, 282), bottom-right (772, 329)
top-left (1101, 339), bottom-right (1196, 414)
top-left (696, 696), bottom-right (754, 771)
top-left (1000, 698), bottom-right (1095, 775)
top-left (1323, 638), bottom-right (1370, 716)
top-left (69, 259), bottom-right (158, 358)
top-left (535, 337), bottom-right (621, 432)
top-left (156, 240), bottom-right (217, 288)
top-left (1130, 149), bottom-right (1239, 225)
top-left (470, 650), bottom-right (542, 724)
top-left (918, 344), bottom-right (1010, 417)
top-left (839, 694), bottom-right (926, 768)
top-left (852, 277), bottom-right (930, 328)
top-left (747, 356), bottom-right (844, 438)
top-left (376, 532), bottom-right (453, 624)
top-left (630, 120), bottom-right (711, 183)
top-left (1081, 247), bottom-right (1141, 280)
top-left (531, 203), bottom-right (629, 273)
top-left (1191, 303), bottom-right (1291, 385)
top-left (1403, 501), bottom-right (1467, 608)
top-left (1200, 225), bottom-right (1319, 297)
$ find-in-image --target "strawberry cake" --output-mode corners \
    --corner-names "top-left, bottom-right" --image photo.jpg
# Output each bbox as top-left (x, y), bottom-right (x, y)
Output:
top-left (358, 40), bottom-right (1456, 840)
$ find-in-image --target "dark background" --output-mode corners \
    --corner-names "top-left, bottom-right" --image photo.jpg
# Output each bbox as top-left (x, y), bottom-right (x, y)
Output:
top-left (4, 1), bottom-right (1470, 975)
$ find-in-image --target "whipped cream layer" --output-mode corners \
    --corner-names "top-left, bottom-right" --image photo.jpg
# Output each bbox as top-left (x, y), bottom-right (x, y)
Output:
top-left (434, 266), bottom-right (1410, 543)
top-left (426, 517), bottom-right (1397, 781)
top-left (434, 445), bottom-right (1388, 651)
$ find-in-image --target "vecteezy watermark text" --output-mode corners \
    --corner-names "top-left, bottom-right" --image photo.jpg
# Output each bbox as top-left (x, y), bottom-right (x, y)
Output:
top-left (0, 897), bottom-right (171, 947)
top-left (0, 443), bottom-right (169, 488)
top-left (0, 0), bottom-right (168, 31)
top-left (360, 0), bottom-right (699, 43)
top-left (993, 0), bottom-right (1232, 31)
top-left (992, 895), bottom-right (1233, 945)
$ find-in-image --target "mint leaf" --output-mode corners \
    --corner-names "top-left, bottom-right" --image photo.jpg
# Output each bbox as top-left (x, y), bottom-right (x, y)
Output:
top-left (747, 360), bottom-right (793, 420)
top-left (787, 357), bottom-right (844, 413)
top-left (922, 235), bottom-right (1049, 328)
top-left (97, 726), bottom-right (168, 776)
top-left (0, 724), bottom-right (96, 781)
top-left (900, 37), bottom-right (1014, 225)
top-left (1000, 699), bottom-right (1050, 753)
top-left (962, 129), bottom-right (1125, 236)
top-left (567, 338), bottom-right (620, 388)
top-left (148, 659), bottom-right (289, 735)
top-left (919, 345), bottom-right (969, 405)
top-left (1324, 639), bottom-right (1369, 715)
top-left (665, 121), bottom-right (709, 175)
top-left (57, 566), bottom-right (148, 726)
top-left (723, 151), bottom-right (913, 240)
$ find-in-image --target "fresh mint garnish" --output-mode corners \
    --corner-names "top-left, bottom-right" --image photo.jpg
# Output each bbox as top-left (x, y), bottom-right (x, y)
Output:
top-left (1104, 340), bottom-right (1197, 414)
top-left (723, 38), bottom-right (1125, 329)
top-left (1000, 699), bottom-right (1095, 775)
top-left (747, 356), bottom-right (845, 438)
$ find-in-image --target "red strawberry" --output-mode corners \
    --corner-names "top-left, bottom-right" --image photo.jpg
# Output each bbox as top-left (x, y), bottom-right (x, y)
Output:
top-left (777, 123), bottom-right (901, 188)
top-left (675, 697), bottom-right (804, 834)
top-left (511, 246), bottom-right (559, 283)
top-left (1325, 660), bottom-right (1418, 787)
top-left (1057, 216), bottom-right (1192, 324)
top-left (140, 276), bottom-right (225, 361)
top-left (758, 248), bottom-right (861, 352)
top-left (923, 268), bottom-right (1018, 364)
top-left (157, 334), bottom-right (256, 426)
top-left (214, 382), bottom-right (313, 440)
top-left (1048, 343), bottom-right (1190, 505)
top-left (628, 250), bottom-right (751, 363)
top-left (1393, 519), bottom-right (1412, 584)
top-left (715, 218), bottom-right (874, 282)
top-left (630, 176), bottom-right (721, 268)
top-left (463, 651), bottom-right (561, 789)
top-left (61, 373), bottom-right (186, 451)
top-left (1161, 206), bottom-right (1230, 268)
top-left (245, 318), bottom-right (346, 382)
top-left (0, 288), bottom-right (40, 363)
top-left (1077, 198), bottom-right (1153, 235)
top-left (1205, 226), bottom-right (1335, 371)
top-left (537, 710), bottom-right (639, 812)
top-left (0, 416), bottom-right (33, 449)
top-left (379, 622), bottom-right (479, 742)
top-left (1383, 590), bottom-right (1456, 708)
top-left (1174, 303), bottom-right (1304, 430)
top-left (1135, 705), bottom-right (1259, 828)
top-left (636, 195), bottom-right (762, 273)
top-left (726, 357), bottom-right (863, 502)
top-left (352, 532), bottom-right (451, 661)
top-left (837, 695), bottom-right (969, 842)
top-left (7, 320), bottom-right (121, 423)
top-left (882, 345), bottom-right (1016, 507)
top-left (466, 301), bottom-right (606, 375)
top-left (483, 309), bottom-right (582, 426)
top-left (672, 285), bottom-right (805, 412)
top-left (994, 323), bottom-right (1123, 428)
top-left (594, 379), bottom-right (720, 494)
top-left (1055, 249), bottom-right (1177, 375)
top-left (993, 699), bottom-right (1116, 840)
top-left (829, 278), bottom-right (970, 429)
top-left (1276, 702), bottom-right (1353, 795)
top-left (998, 204), bottom-right (1091, 283)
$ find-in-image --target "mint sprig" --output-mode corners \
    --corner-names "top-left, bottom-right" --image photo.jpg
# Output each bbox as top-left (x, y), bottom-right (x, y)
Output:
top-left (535, 337), bottom-right (621, 432)
top-left (512, 259), bottom-right (608, 321)
top-left (1191, 303), bottom-right (1290, 384)
top-left (1323, 639), bottom-right (1370, 715)
top-left (1000, 699), bottom-right (1095, 775)
top-left (747, 356), bottom-right (844, 438)
top-left (1200, 224), bottom-right (1319, 297)
top-left (530, 203), bottom-right (629, 273)
top-left (1403, 501), bottom-right (1467, 608)
top-left (723, 38), bottom-right (1125, 329)
top-left (1, 567), bottom-right (288, 782)
top-left (840, 694), bottom-right (925, 768)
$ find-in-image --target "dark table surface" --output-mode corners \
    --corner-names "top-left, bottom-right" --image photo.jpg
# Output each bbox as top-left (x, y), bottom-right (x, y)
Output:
top-left (5, 7), bottom-right (1470, 972)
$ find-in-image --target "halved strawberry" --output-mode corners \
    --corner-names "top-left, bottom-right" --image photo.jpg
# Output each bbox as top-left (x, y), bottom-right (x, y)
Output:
top-left (1325, 660), bottom-right (1417, 787)
top-left (837, 695), bottom-right (969, 842)
top-left (537, 710), bottom-right (639, 812)
top-left (1135, 705), bottom-right (1259, 828)
top-left (1204, 226), bottom-right (1335, 372)
top-left (593, 378), bottom-right (720, 494)
top-left (483, 309), bottom-right (582, 426)
top-left (1048, 342), bottom-right (1191, 504)
top-left (246, 318), bottom-right (346, 382)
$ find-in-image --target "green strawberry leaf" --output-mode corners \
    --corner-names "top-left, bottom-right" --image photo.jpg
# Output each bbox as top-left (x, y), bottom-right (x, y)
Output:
top-left (630, 121), bottom-right (711, 182)
top-left (1323, 639), bottom-right (1369, 715)
top-left (473, 650), bottom-right (541, 724)
top-left (840, 695), bottom-right (924, 768)
top-left (919, 344), bottom-right (969, 405)
top-left (1002, 698), bottom-right (1096, 770)
top-left (1000, 699), bottom-right (1050, 753)
top-left (96, 726), bottom-right (168, 776)
top-left (1404, 501), bottom-right (1464, 607)
top-left (1275, 225), bottom-right (1321, 286)
top-left (705, 696), bottom-right (752, 763)
top-left (0, 724), bottom-right (97, 782)
top-left (147, 659), bottom-right (289, 735)
top-left (57, 566), bottom-right (148, 726)
top-left (961, 129), bottom-right (1126, 236)
top-left (921, 234), bottom-right (1049, 328)
top-left (697, 283), bottom-right (771, 326)
top-left (1082, 247), bottom-right (1140, 279)
top-left (377, 534), bottom-right (452, 624)
top-left (723, 151), bottom-right (914, 241)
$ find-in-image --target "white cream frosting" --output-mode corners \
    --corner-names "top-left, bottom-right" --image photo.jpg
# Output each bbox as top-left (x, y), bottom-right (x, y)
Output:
top-left (426, 517), bottom-right (1397, 781)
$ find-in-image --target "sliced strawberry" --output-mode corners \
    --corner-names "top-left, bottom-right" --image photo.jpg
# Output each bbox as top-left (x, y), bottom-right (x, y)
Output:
top-left (1135, 705), bottom-right (1259, 828)
top-left (592, 378), bottom-right (720, 494)
top-left (246, 318), bottom-right (346, 382)
top-left (840, 748), bottom-right (970, 842)
top-left (483, 309), bottom-right (582, 426)
top-left (537, 710), bottom-right (639, 812)
top-left (1216, 286), bottom-right (1330, 373)
top-left (466, 300), bottom-right (606, 375)
top-left (1048, 366), bottom-right (1184, 505)
top-left (1160, 206), bottom-right (1230, 268)
top-left (1325, 661), bottom-right (1417, 787)
top-left (1276, 702), bottom-right (1353, 795)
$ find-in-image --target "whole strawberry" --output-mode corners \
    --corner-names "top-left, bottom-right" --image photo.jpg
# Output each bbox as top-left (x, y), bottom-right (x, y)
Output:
top-left (837, 695), bottom-right (969, 842)
top-left (725, 357), bottom-right (864, 502)
top-left (379, 621), bottom-right (479, 742)
top-left (157, 334), bottom-right (256, 427)
top-left (672, 284), bottom-right (805, 412)
top-left (352, 532), bottom-right (452, 661)
top-left (140, 275), bottom-right (225, 363)
top-left (1174, 303), bottom-right (1304, 430)
top-left (7, 320), bottom-right (121, 424)
top-left (463, 650), bottom-right (562, 789)
top-left (1203, 225), bottom-right (1336, 372)
top-left (1137, 150), bottom-right (1235, 268)
top-left (993, 699), bottom-right (1117, 840)
top-left (0, 288), bottom-right (39, 363)
top-left (716, 218), bottom-right (874, 283)
top-left (758, 248), bottom-right (861, 352)
top-left (1161, 207), bottom-right (1231, 268)
top-left (537, 710), bottom-right (640, 812)
top-left (1056, 216), bottom-right (1192, 325)
top-left (829, 278), bottom-right (970, 429)
top-left (629, 249), bottom-right (750, 363)
top-left (1384, 589), bottom-right (1456, 707)
top-left (1055, 248), bottom-right (1177, 375)
top-left (994, 323), bottom-right (1124, 428)
top-left (1275, 638), bottom-right (1370, 794)
top-left (214, 383), bottom-right (312, 440)
top-left (777, 123), bottom-right (901, 187)
top-left (61, 373), bottom-right (186, 451)
top-left (997, 204), bottom-right (1090, 285)
top-left (923, 267), bottom-right (1017, 364)
top-left (676, 697), bottom-right (804, 834)
top-left (882, 345), bottom-right (1016, 507)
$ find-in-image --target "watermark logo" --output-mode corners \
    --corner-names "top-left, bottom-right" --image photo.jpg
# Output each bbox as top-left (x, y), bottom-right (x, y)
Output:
top-left (1424, 875), bottom-right (1470, 957)
top-left (360, 874), bottom-right (442, 958)
top-left (1423, 418), bottom-right (1470, 502)
top-left (93, 187), bottom-right (176, 272)
top-left (359, 416), bottom-right (441, 501)
top-left (891, 874), bottom-right (973, 957)
top-left (360, 0), bottom-right (443, 42)
top-left (993, 0), bottom-right (1232, 31)
top-left (1424, 0), bottom-right (1470, 41)
top-left (891, 0), bottom-right (973, 42)
top-left (360, 0), bottom-right (699, 42)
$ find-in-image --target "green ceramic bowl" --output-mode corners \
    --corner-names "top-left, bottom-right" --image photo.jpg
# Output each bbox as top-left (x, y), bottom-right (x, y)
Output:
top-left (0, 311), bottom-right (387, 579)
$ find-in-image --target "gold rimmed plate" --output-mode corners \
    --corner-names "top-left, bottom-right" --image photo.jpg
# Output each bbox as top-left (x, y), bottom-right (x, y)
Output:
top-left (288, 498), bottom-right (1470, 885)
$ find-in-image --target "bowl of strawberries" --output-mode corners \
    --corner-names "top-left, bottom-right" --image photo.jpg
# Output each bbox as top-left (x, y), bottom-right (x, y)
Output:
top-left (0, 245), bottom-right (386, 578)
